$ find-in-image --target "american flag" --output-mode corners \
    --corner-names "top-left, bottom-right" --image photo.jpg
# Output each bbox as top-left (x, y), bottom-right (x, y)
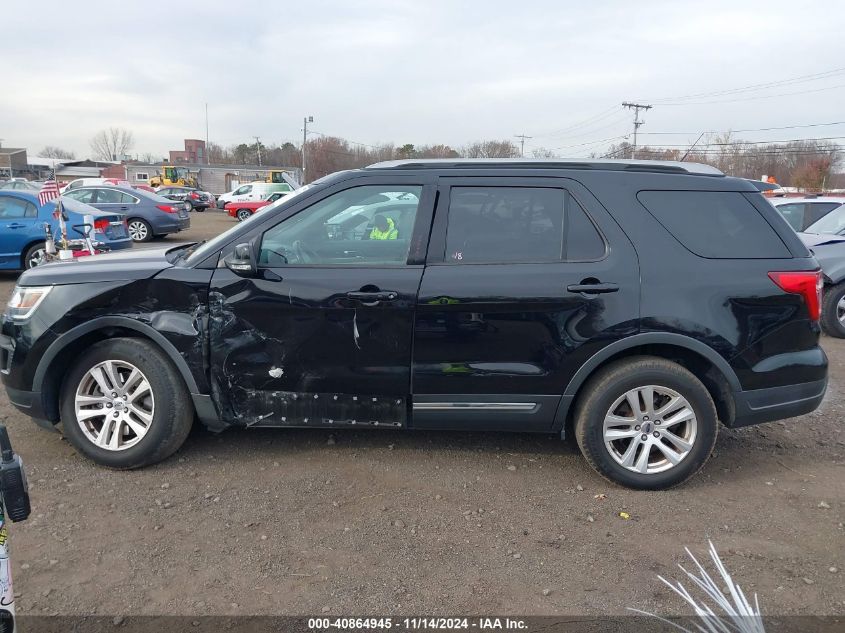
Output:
top-left (37, 168), bottom-right (61, 206)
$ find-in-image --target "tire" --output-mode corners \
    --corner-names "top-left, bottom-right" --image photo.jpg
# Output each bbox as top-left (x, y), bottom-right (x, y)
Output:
top-left (573, 356), bottom-right (718, 490)
top-left (184, 200), bottom-right (194, 212)
top-left (60, 338), bottom-right (194, 469)
top-left (236, 209), bottom-right (252, 222)
top-left (127, 218), bottom-right (153, 242)
top-left (820, 282), bottom-right (845, 338)
top-left (23, 242), bottom-right (48, 269)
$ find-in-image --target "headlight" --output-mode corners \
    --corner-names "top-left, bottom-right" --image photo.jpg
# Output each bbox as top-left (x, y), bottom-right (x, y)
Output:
top-left (7, 286), bottom-right (52, 320)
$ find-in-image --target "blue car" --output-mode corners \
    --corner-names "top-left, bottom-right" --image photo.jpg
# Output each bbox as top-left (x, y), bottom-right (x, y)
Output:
top-left (62, 185), bottom-right (190, 242)
top-left (0, 191), bottom-right (132, 270)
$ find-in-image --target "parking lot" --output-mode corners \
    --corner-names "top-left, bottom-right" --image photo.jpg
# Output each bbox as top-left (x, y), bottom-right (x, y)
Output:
top-left (0, 209), bottom-right (843, 618)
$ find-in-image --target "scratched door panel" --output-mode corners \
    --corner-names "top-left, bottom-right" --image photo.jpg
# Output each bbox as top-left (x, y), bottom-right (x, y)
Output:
top-left (208, 266), bottom-right (422, 427)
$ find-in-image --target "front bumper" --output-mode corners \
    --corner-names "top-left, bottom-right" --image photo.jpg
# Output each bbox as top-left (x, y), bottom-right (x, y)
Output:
top-left (730, 377), bottom-right (827, 427)
top-left (3, 385), bottom-right (55, 430)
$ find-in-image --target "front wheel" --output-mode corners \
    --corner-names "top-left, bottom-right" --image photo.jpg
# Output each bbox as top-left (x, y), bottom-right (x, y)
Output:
top-left (127, 218), bottom-right (153, 242)
top-left (236, 208), bottom-right (252, 222)
top-left (820, 282), bottom-right (845, 338)
top-left (23, 242), bottom-right (48, 269)
top-left (60, 338), bottom-right (194, 469)
top-left (574, 356), bottom-right (718, 490)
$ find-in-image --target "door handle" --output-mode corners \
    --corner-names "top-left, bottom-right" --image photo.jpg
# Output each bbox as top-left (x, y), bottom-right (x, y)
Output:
top-left (5, 223), bottom-right (26, 229)
top-left (346, 290), bottom-right (398, 303)
top-left (567, 282), bottom-right (619, 295)
top-left (119, 206), bottom-right (129, 211)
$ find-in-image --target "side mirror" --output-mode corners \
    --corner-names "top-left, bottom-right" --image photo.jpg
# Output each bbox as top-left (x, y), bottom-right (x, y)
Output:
top-left (224, 241), bottom-right (257, 276)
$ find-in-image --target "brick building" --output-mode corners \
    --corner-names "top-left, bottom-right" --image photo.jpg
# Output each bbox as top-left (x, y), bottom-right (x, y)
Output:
top-left (169, 139), bottom-right (206, 164)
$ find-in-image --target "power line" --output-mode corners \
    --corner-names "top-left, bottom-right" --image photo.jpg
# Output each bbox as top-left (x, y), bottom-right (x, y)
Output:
top-left (644, 66), bottom-right (845, 103)
top-left (641, 121), bottom-right (845, 136)
top-left (530, 105), bottom-right (623, 138)
top-left (658, 83), bottom-right (845, 106)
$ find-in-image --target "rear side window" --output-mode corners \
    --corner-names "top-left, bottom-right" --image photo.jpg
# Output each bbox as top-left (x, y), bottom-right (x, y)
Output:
top-left (637, 191), bottom-right (790, 259)
top-left (807, 202), bottom-right (841, 225)
top-left (445, 186), bottom-right (605, 263)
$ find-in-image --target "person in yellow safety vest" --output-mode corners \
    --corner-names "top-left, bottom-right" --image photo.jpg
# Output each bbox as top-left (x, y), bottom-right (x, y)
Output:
top-left (370, 215), bottom-right (398, 240)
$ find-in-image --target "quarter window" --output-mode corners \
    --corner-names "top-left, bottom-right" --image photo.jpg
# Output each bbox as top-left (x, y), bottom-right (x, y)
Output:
top-left (638, 191), bottom-right (789, 259)
top-left (259, 185), bottom-right (422, 266)
top-left (444, 186), bottom-right (605, 264)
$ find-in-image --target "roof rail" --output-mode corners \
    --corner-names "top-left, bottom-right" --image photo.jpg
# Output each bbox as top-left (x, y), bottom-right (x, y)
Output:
top-left (365, 158), bottom-right (724, 176)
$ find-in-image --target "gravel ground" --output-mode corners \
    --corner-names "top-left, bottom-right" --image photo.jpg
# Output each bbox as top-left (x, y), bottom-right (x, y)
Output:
top-left (0, 209), bottom-right (843, 617)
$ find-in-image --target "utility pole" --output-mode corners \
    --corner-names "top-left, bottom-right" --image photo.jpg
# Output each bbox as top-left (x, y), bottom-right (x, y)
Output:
top-left (302, 115), bottom-right (313, 184)
top-left (205, 103), bottom-right (209, 165)
top-left (622, 102), bottom-right (652, 159)
top-left (514, 133), bottom-right (532, 157)
top-left (253, 136), bottom-right (262, 166)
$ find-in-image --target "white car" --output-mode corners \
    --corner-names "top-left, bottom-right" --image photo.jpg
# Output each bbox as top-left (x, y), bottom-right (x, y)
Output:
top-left (770, 196), bottom-right (845, 232)
top-left (216, 182), bottom-right (293, 208)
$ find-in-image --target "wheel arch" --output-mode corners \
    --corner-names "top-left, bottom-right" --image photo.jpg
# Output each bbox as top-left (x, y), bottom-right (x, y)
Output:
top-left (35, 317), bottom-right (201, 423)
top-left (556, 333), bottom-right (739, 435)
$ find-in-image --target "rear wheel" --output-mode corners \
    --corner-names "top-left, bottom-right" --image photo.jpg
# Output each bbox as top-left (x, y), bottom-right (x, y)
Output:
top-left (820, 282), bottom-right (845, 338)
top-left (574, 356), bottom-right (718, 490)
top-left (60, 338), bottom-right (193, 469)
top-left (127, 218), bottom-right (153, 242)
top-left (23, 242), bottom-right (47, 269)
top-left (236, 208), bottom-right (252, 222)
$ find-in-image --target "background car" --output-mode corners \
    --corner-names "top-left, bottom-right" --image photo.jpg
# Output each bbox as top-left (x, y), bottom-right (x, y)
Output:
top-left (62, 185), bottom-right (190, 242)
top-left (0, 191), bottom-right (132, 270)
top-left (61, 177), bottom-right (130, 192)
top-left (0, 180), bottom-right (40, 192)
top-left (797, 232), bottom-right (845, 338)
top-left (771, 196), bottom-right (845, 231)
top-left (157, 186), bottom-right (215, 212)
top-left (216, 182), bottom-right (292, 208)
top-left (225, 190), bottom-right (289, 221)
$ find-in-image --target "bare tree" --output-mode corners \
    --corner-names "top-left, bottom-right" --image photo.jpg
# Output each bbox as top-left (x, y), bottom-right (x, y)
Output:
top-left (531, 147), bottom-right (557, 158)
top-left (40, 146), bottom-right (76, 160)
top-left (461, 140), bottom-right (521, 158)
top-left (90, 127), bottom-right (135, 161)
top-left (139, 152), bottom-right (161, 163)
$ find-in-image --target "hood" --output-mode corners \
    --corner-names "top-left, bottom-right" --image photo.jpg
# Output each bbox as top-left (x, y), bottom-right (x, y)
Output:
top-left (19, 243), bottom-right (185, 286)
top-left (797, 232), bottom-right (845, 248)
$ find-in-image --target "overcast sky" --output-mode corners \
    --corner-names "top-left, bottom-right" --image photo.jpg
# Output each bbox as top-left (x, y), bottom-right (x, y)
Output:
top-left (2, 0), bottom-right (844, 159)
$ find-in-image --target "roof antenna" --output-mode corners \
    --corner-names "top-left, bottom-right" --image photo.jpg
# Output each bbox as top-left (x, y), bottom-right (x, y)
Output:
top-left (680, 132), bottom-right (705, 162)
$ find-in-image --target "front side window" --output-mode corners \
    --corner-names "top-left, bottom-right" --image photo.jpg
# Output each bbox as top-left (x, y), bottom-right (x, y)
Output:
top-left (444, 186), bottom-right (605, 264)
top-left (234, 185), bottom-right (252, 195)
top-left (259, 185), bottom-right (422, 266)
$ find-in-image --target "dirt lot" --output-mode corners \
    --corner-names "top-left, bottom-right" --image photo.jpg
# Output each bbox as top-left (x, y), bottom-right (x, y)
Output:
top-left (1, 209), bottom-right (843, 618)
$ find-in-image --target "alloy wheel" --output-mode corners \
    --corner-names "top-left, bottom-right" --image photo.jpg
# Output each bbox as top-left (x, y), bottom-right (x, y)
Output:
top-left (838, 296), bottom-right (845, 325)
top-left (74, 360), bottom-right (155, 451)
top-left (128, 220), bottom-right (149, 241)
top-left (603, 384), bottom-right (698, 474)
top-left (27, 248), bottom-right (47, 268)
top-left (237, 209), bottom-right (251, 222)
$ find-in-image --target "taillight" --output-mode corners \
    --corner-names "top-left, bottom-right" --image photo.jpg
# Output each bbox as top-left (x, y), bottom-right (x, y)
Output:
top-left (156, 204), bottom-right (177, 214)
top-left (190, 191), bottom-right (200, 199)
top-left (93, 219), bottom-right (110, 234)
top-left (768, 270), bottom-right (823, 321)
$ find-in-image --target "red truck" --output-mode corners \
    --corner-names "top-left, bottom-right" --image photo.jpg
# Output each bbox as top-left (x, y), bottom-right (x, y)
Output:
top-left (225, 191), bottom-right (289, 221)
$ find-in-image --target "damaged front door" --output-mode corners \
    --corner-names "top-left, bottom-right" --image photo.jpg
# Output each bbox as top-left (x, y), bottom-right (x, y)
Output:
top-left (208, 181), bottom-right (434, 428)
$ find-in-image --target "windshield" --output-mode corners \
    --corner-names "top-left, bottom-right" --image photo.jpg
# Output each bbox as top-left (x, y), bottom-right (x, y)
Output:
top-left (805, 204), bottom-right (845, 235)
top-left (182, 184), bottom-right (314, 266)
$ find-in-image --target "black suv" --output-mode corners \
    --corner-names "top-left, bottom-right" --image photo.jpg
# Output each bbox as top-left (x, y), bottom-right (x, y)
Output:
top-left (0, 159), bottom-right (828, 489)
